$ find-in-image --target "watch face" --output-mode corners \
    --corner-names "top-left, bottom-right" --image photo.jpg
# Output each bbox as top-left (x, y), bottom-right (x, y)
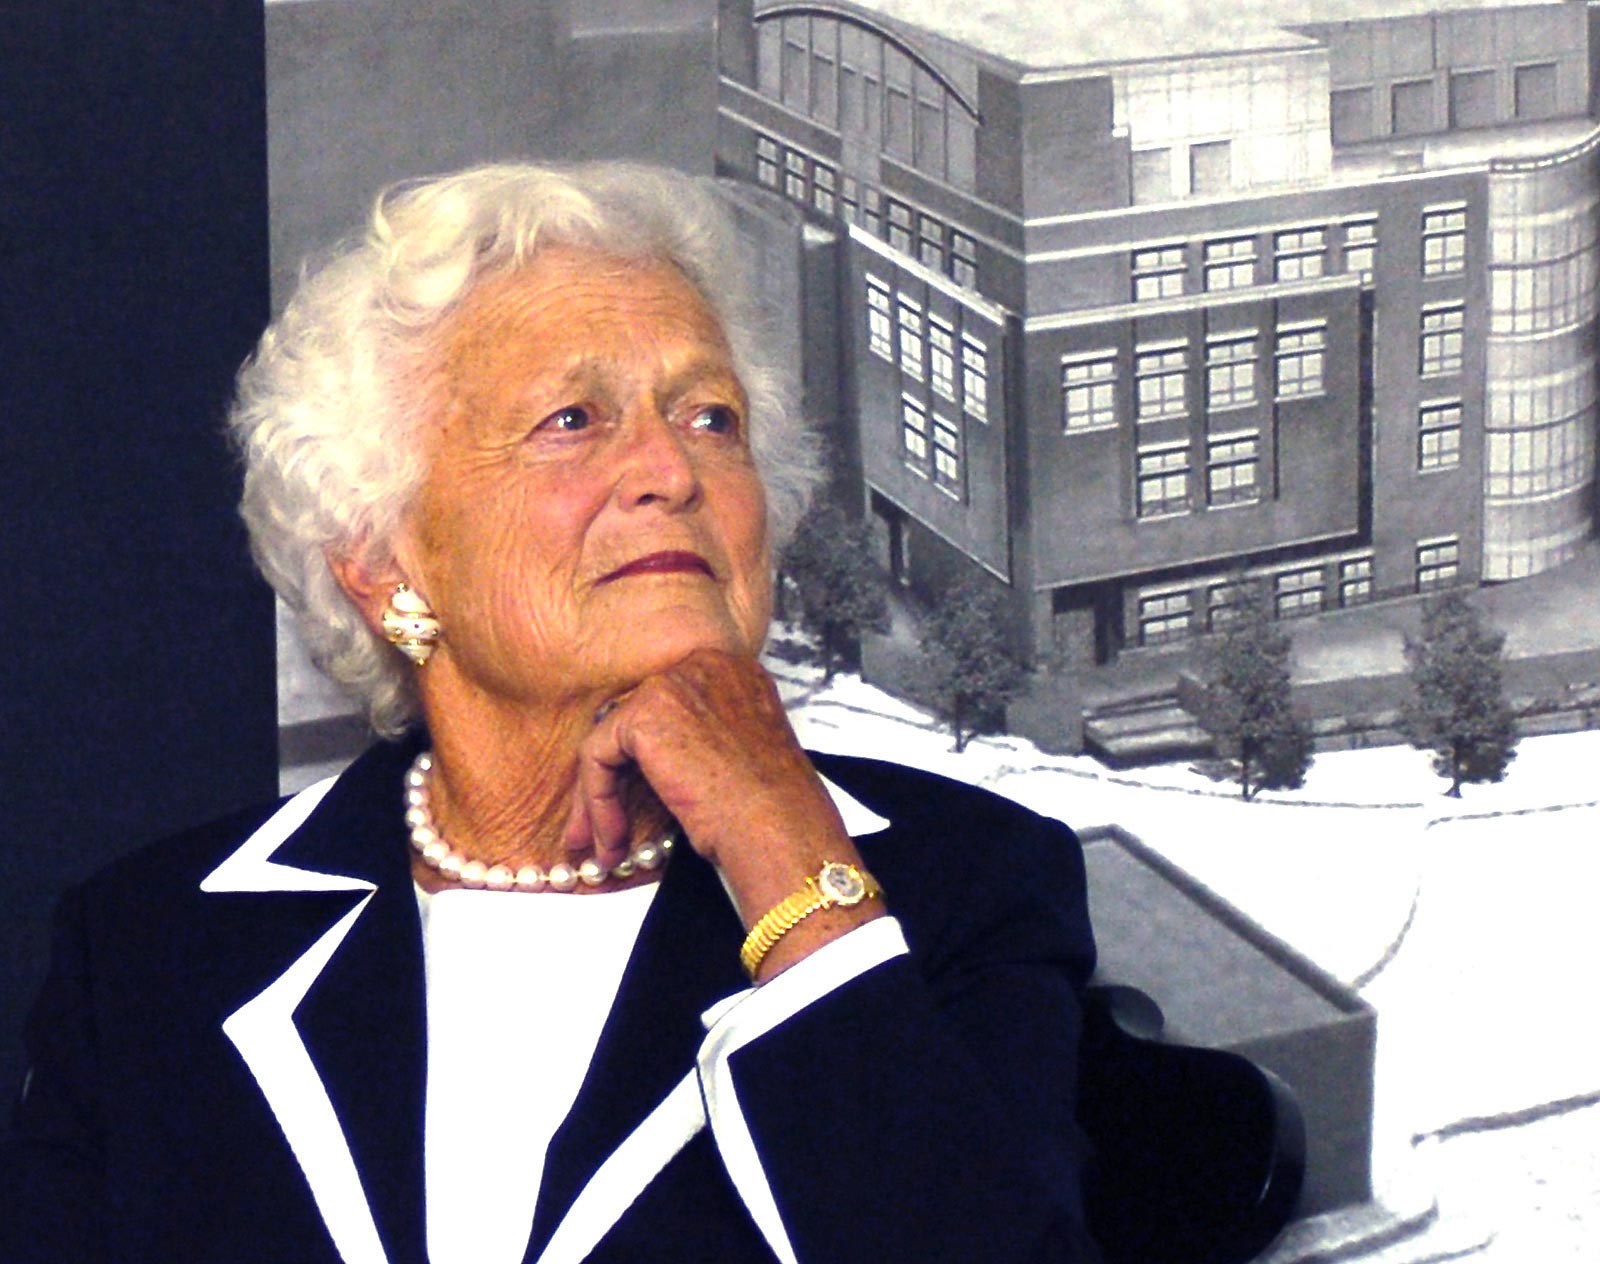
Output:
top-left (820, 862), bottom-right (865, 904)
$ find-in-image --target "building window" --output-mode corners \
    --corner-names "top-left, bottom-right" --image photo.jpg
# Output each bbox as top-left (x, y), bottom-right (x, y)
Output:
top-left (1344, 217), bottom-right (1378, 278)
top-left (784, 149), bottom-right (808, 202)
top-left (1339, 556), bottom-right (1373, 606)
top-left (1486, 412), bottom-right (1589, 499)
top-left (1422, 205), bottom-right (1467, 277)
top-left (932, 415), bottom-right (962, 494)
top-left (1138, 589), bottom-right (1194, 645)
top-left (812, 164), bottom-right (836, 216)
top-left (756, 20), bottom-right (782, 97)
top-left (1203, 236), bottom-right (1256, 291)
top-left (1131, 147), bottom-right (1172, 205)
top-left (1136, 444), bottom-right (1191, 518)
top-left (1391, 77), bottom-right (1436, 137)
top-left (914, 68), bottom-right (948, 178)
top-left (1420, 303), bottom-right (1465, 377)
top-left (1135, 344), bottom-right (1188, 421)
top-left (887, 200), bottom-right (914, 254)
top-left (961, 335), bottom-right (989, 421)
top-left (1275, 228), bottom-right (1326, 282)
top-left (1275, 323), bottom-right (1326, 398)
top-left (1062, 353), bottom-right (1117, 432)
top-left (1416, 538), bottom-right (1460, 591)
top-left (884, 48), bottom-right (913, 160)
top-left (918, 214), bottom-right (945, 271)
top-left (1488, 240), bottom-right (1598, 335)
top-left (901, 396), bottom-right (929, 471)
top-left (951, 232), bottom-right (977, 289)
top-left (756, 135), bottom-right (780, 188)
top-left (1206, 333), bottom-right (1258, 410)
top-left (1275, 566), bottom-right (1324, 618)
top-left (1132, 244), bottom-right (1186, 301)
top-left (928, 317), bottom-right (956, 401)
top-left (896, 295), bottom-right (924, 378)
top-left (1514, 62), bottom-right (1559, 120)
top-left (810, 38), bottom-right (838, 127)
top-left (862, 186), bottom-right (883, 237)
top-left (866, 275), bottom-right (893, 361)
top-left (840, 175), bottom-right (860, 225)
top-left (1189, 140), bottom-right (1231, 195)
top-left (781, 19), bottom-right (809, 111)
top-left (1206, 432), bottom-right (1261, 506)
top-left (1331, 86), bottom-right (1374, 145)
top-left (1207, 581), bottom-right (1246, 630)
top-left (1418, 400), bottom-right (1463, 470)
top-left (1448, 69), bottom-right (1498, 129)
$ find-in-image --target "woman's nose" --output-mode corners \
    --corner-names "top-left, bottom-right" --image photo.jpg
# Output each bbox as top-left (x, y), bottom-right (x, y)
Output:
top-left (615, 409), bottom-right (700, 511)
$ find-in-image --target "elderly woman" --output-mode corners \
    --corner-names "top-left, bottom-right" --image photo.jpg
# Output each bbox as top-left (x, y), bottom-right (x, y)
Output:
top-left (5, 163), bottom-right (1099, 1264)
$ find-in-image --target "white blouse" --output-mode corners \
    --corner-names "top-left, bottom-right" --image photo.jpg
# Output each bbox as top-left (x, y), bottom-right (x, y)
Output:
top-left (417, 881), bottom-right (660, 1264)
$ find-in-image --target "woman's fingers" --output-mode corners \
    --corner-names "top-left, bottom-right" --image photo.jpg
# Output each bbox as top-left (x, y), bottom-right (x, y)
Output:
top-left (569, 710), bottom-right (635, 868)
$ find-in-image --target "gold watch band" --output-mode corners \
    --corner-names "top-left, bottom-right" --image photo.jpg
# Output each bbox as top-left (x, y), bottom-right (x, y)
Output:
top-left (739, 862), bottom-right (881, 980)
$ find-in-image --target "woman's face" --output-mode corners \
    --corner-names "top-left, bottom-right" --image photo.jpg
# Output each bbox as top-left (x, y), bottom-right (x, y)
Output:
top-left (394, 245), bottom-right (772, 710)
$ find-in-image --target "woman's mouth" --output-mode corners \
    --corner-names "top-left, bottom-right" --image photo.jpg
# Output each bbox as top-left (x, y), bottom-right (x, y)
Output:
top-left (599, 550), bottom-right (715, 583)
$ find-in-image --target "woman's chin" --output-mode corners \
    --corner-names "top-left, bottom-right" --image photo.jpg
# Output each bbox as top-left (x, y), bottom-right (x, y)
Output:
top-left (606, 607), bottom-right (766, 678)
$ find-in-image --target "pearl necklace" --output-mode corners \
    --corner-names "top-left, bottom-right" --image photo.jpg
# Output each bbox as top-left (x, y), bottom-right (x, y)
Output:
top-left (403, 750), bottom-right (673, 891)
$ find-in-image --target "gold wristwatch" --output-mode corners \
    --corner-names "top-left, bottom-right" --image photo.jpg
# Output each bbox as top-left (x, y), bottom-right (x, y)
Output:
top-left (740, 862), bottom-right (882, 980)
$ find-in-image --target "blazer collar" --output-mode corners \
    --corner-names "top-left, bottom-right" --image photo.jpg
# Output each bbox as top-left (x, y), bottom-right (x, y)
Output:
top-left (200, 736), bottom-right (890, 1264)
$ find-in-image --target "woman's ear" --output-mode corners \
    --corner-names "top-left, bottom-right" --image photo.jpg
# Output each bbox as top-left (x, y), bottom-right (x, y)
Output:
top-left (327, 549), bottom-right (407, 640)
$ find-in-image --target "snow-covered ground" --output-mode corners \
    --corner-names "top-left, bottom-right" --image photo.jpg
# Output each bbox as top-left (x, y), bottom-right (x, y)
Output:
top-left (774, 662), bottom-right (1600, 1262)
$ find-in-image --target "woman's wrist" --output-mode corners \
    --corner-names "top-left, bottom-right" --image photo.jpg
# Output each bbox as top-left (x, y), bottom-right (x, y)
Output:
top-left (738, 859), bottom-right (886, 982)
top-left (749, 899), bottom-right (886, 982)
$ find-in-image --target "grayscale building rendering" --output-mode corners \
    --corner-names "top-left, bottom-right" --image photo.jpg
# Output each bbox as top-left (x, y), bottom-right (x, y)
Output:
top-left (712, 0), bottom-right (1600, 680)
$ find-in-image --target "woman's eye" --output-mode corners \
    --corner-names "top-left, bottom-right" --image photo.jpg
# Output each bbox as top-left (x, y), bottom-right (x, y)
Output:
top-left (540, 406), bottom-right (591, 433)
top-left (689, 404), bottom-right (739, 435)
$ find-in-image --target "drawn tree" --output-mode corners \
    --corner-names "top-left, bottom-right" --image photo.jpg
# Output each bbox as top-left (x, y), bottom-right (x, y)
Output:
top-left (780, 500), bottom-right (888, 683)
top-left (1197, 582), bottom-right (1313, 801)
top-left (1402, 590), bottom-right (1517, 797)
top-left (920, 572), bottom-right (1025, 753)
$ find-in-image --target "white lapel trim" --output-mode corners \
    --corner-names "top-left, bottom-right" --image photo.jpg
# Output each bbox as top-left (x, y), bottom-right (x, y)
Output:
top-left (222, 896), bottom-right (389, 1264)
top-left (531, 1070), bottom-right (707, 1264)
top-left (202, 777), bottom-right (389, 1264)
top-left (200, 775), bottom-right (366, 894)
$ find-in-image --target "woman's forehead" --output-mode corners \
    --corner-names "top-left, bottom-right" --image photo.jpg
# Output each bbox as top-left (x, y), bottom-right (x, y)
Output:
top-left (429, 247), bottom-right (743, 413)
top-left (449, 247), bottom-right (726, 344)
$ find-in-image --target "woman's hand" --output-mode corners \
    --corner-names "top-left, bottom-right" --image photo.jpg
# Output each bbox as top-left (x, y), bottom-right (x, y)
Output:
top-left (563, 648), bottom-right (883, 972)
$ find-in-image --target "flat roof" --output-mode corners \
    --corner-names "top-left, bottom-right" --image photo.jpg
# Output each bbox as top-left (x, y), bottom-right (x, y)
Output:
top-left (1080, 828), bottom-right (1372, 1046)
top-left (839, 0), bottom-right (1571, 71)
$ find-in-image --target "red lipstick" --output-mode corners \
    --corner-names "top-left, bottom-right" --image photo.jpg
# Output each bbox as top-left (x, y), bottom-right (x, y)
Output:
top-left (599, 550), bottom-right (714, 583)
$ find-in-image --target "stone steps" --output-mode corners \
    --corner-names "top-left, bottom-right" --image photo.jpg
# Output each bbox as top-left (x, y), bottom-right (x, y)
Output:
top-left (1083, 695), bottom-right (1215, 767)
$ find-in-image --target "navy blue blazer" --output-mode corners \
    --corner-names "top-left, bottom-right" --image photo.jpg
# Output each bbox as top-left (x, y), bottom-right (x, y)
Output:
top-left (4, 737), bottom-right (1100, 1263)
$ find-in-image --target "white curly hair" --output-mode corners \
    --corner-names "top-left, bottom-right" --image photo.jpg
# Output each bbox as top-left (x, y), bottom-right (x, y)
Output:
top-left (229, 162), bottom-right (818, 737)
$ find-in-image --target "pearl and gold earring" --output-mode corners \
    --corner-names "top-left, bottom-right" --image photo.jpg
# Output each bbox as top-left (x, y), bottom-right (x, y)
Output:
top-left (381, 583), bottom-right (441, 666)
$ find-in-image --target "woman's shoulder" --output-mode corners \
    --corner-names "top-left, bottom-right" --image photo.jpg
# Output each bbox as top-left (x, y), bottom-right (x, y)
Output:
top-left (68, 797), bottom-right (291, 924)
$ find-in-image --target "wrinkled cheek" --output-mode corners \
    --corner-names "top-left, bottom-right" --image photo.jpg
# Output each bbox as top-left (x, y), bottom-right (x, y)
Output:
top-left (735, 546), bottom-right (775, 655)
top-left (439, 536), bottom-right (567, 691)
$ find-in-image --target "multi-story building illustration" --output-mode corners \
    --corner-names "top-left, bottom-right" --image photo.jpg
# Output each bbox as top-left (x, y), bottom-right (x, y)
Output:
top-left (714, 0), bottom-right (1599, 683)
